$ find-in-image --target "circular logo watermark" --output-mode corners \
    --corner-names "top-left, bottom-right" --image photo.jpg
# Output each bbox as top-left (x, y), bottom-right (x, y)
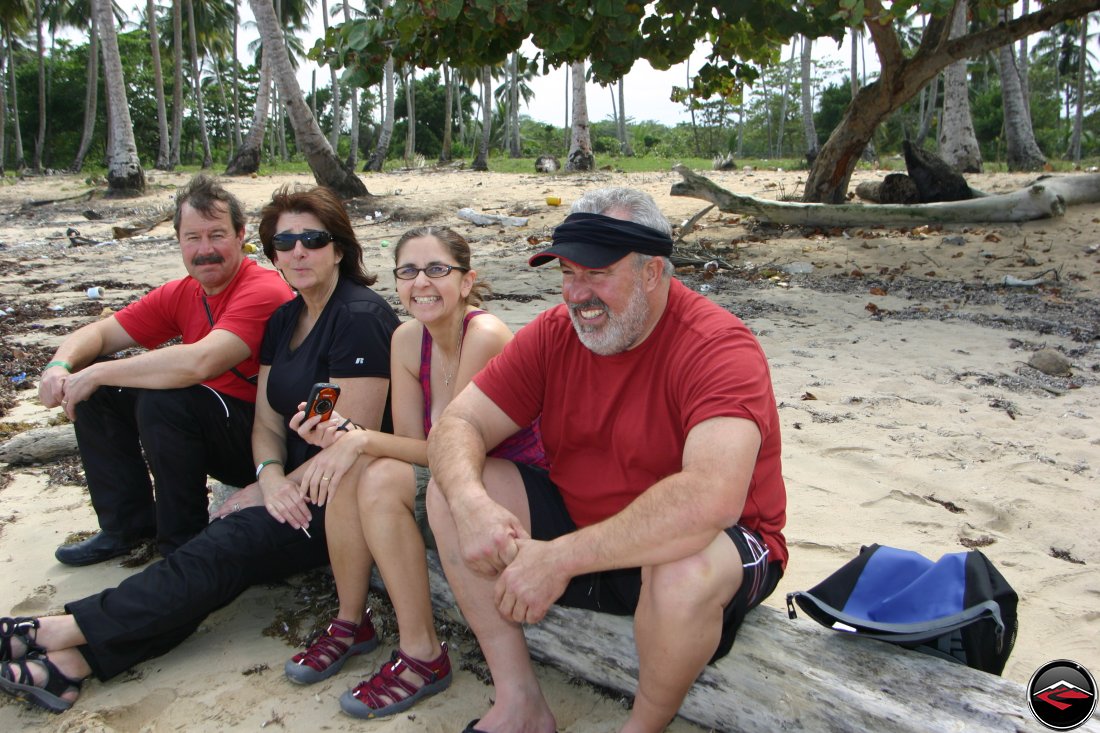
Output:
top-left (1028, 660), bottom-right (1097, 731)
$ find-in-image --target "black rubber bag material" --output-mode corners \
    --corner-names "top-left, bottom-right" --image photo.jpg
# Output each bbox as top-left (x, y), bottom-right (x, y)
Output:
top-left (786, 544), bottom-right (1018, 676)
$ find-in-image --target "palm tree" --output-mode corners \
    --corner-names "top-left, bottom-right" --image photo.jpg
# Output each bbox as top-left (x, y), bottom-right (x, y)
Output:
top-left (31, 0), bottom-right (46, 171)
top-left (1064, 15), bottom-right (1094, 163)
top-left (225, 47), bottom-right (271, 173)
top-left (3, 0), bottom-right (34, 171)
top-left (249, 0), bottom-right (366, 196)
top-left (998, 6), bottom-right (1045, 171)
top-left (365, 53), bottom-right (394, 171)
top-left (185, 0), bottom-right (213, 166)
top-left (92, 0), bottom-right (144, 194)
top-left (471, 64), bottom-right (492, 170)
top-left (338, 0), bottom-right (358, 168)
top-left (170, 0), bottom-right (183, 167)
top-left (800, 35), bottom-right (818, 162)
top-left (402, 63), bottom-right (415, 165)
top-left (565, 60), bottom-right (594, 171)
top-left (438, 60), bottom-right (452, 162)
top-left (939, 0), bottom-right (981, 172)
top-left (145, 0), bottom-right (170, 169)
top-left (319, 0), bottom-right (339, 152)
top-left (616, 77), bottom-right (633, 156)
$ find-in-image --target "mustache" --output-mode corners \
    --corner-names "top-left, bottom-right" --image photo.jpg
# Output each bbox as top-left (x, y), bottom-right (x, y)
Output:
top-left (568, 297), bottom-right (607, 314)
top-left (192, 253), bottom-right (226, 266)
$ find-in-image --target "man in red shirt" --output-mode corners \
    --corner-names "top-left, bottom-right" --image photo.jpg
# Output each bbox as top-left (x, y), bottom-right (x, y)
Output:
top-left (427, 187), bottom-right (787, 733)
top-left (39, 175), bottom-right (293, 565)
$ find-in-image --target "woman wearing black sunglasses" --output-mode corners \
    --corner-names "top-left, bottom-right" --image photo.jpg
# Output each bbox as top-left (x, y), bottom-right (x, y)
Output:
top-left (281, 225), bottom-right (546, 719)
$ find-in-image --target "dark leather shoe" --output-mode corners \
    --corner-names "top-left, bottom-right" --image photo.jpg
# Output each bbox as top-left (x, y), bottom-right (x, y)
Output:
top-left (55, 532), bottom-right (139, 567)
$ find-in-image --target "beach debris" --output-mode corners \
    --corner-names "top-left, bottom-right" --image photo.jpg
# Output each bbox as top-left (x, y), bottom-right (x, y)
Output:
top-left (941, 235), bottom-right (967, 246)
top-left (1049, 547), bottom-right (1085, 565)
top-left (0, 424), bottom-right (79, 464)
top-left (959, 535), bottom-right (996, 548)
top-left (66, 227), bottom-right (98, 247)
top-left (242, 663), bottom-right (269, 676)
top-left (535, 155), bottom-right (560, 173)
top-left (86, 286), bottom-right (104, 299)
top-left (1028, 349), bottom-right (1072, 377)
top-left (925, 494), bottom-right (965, 513)
top-left (456, 208), bottom-right (528, 227)
top-left (782, 262), bottom-right (814, 274)
top-left (712, 152), bottom-right (736, 171)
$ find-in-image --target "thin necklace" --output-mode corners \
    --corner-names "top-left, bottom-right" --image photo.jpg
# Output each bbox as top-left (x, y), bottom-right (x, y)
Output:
top-left (440, 319), bottom-right (464, 386)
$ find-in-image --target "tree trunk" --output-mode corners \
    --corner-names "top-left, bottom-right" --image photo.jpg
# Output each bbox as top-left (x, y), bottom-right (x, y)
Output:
top-left (5, 29), bottom-right (24, 171)
top-left (472, 65), bottom-right (492, 171)
top-left (403, 65), bottom-right (416, 166)
top-left (186, 0), bottom-right (213, 168)
top-left (508, 52), bottom-right (521, 157)
top-left (170, 0), bottom-right (183, 168)
top-left (439, 62), bottom-right (453, 162)
top-left (70, 16), bottom-right (100, 172)
top-left (916, 72), bottom-right (939, 148)
top-left (321, 0), bottom-right (340, 153)
top-left (231, 3), bottom-right (241, 148)
top-left (775, 42), bottom-right (796, 157)
top-left (998, 9), bottom-right (1045, 172)
top-left (225, 50), bottom-right (271, 174)
top-left (617, 77), bottom-right (634, 156)
top-left (1065, 17), bottom-right (1086, 163)
top-left (939, 2), bottom-right (982, 173)
top-left (800, 35), bottom-right (818, 161)
top-left (1017, 0), bottom-right (1031, 105)
top-left (342, 0), bottom-right (357, 168)
top-left (565, 61), bottom-right (593, 172)
top-left (32, 0), bottom-right (45, 171)
top-left (93, 0), bottom-right (145, 195)
top-left (249, 0), bottom-right (367, 197)
top-left (675, 166), bottom-right (1100, 227)
top-left (0, 38), bottom-right (7, 175)
top-left (147, 0), bottom-right (171, 169)
top-left (365, 54), bottom-right (394, 172)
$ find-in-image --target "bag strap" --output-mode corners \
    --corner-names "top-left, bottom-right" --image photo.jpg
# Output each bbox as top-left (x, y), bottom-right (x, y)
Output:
top-left (201, 294), bottom-right (258, 386)
top-left (789, 592), bottom-right (1006, 648)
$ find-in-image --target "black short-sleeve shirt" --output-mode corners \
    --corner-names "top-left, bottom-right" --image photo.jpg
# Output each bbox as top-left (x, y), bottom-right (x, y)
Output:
top-left (260, 277), bottom-right (400, 470)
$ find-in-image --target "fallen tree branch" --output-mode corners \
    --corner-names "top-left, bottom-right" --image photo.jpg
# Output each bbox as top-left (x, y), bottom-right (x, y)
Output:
top-left (0, 424), bottom-right (78, 465)
top-left (671, 165), bottom-right (1100, 227)
top-left (386, 554), bottom-right (1076, 732)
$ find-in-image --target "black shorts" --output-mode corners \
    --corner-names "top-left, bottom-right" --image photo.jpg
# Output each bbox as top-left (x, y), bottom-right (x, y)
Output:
top-left (516, 463), bottom-right (782, 662)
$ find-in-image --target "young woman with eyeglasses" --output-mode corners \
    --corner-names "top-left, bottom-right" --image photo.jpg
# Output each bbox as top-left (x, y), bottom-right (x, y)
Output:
top-left (283, 225), bottom-right (545, 719)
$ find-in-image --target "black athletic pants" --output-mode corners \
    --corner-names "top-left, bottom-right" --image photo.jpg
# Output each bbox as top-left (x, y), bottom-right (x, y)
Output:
top-left (66, 504), bottom-right (328, 681)
top-left (72, 385), bottom-right (256, 555)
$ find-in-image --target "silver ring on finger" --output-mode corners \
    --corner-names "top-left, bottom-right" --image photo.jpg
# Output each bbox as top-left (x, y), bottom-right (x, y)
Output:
top-left (233, 503), bottom-right (240, 512)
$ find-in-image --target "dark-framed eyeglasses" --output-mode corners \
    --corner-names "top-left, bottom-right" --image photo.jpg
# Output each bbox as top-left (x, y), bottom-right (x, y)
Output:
top-left (392, 264), bottom-right (469, 280)
top-left (271, 230), bottom-right (333, 251)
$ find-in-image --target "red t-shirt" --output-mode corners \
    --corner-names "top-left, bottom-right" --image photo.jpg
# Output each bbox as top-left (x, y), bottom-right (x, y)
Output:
top-left (114, 258), bottom-right (293, 403)
top-left (474, 278), bottom-right (787, 568)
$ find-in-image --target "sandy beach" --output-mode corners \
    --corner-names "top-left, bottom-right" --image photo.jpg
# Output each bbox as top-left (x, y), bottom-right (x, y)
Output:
top-left (0, 166), bottom-right (1097, 731)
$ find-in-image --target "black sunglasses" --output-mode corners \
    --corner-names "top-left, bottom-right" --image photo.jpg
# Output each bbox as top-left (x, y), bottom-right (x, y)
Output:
top-left (271, 230), bottom-right (333, 251)
top-left (392, 264), bottom-right (469, 280)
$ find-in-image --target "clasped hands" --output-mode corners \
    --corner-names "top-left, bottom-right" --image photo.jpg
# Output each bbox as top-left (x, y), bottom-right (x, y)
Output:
top-left (454, 493), bottom-right (570, 625)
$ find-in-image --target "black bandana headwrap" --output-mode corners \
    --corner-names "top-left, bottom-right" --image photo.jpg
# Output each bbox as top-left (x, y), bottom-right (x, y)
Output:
top-left (528, 212), bottom-right (674, 268)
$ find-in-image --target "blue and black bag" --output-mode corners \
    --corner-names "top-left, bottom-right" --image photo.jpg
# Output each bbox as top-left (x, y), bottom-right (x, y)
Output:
top-left (786, 544), bottom-right (1018, 675)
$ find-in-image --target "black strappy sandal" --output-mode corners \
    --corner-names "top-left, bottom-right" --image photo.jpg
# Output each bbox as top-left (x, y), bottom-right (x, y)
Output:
top-left (0, 617), bottom-right (43, 662)
top-left (0, 651), bottom-right (83, 713)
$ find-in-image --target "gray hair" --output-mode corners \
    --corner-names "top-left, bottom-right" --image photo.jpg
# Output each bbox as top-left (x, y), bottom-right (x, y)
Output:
top-left (573, 188), bottom-right (674, 276)
top-left (569, 187), bottom-right (672, 237)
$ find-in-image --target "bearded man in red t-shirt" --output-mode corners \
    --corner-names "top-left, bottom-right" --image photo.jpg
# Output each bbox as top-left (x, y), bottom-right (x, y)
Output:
top-left (427, 187), bottom-right (787, 733)
top-left (39, 175), bottom-right (293, 565)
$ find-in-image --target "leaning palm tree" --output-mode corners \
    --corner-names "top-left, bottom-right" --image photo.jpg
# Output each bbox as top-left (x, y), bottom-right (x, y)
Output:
top-left (365, 53), bottom-right (394, 171)
top-left (249, 0), bottom-right (366, 196)
top-left (146, 0), bottom-right (170, 169)
top-left (998, 6), bottom-right (1045, 171)
top-left (92, 0), bottom-right (145, 194)
top-left (225, 48), bottom-right (271, 173)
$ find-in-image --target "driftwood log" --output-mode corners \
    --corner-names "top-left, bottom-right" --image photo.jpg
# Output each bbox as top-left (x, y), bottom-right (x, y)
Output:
top-left (0, 424), bottom-right (78, 465)
top-left (387, 554), bottom-right (1083, 732)
top-left (672, 165), bottom-right (1100, 227)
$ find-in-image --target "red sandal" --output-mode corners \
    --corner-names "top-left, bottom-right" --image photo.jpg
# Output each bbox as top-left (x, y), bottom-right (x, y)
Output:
top-left (339, 642), bottom-right (452, 719)
top-left (284, 609), bottom-right (378, 685)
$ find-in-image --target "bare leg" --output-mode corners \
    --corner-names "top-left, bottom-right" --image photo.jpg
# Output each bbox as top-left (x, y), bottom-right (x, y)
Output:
top-left (360, 458), bottom-right (439, 661)
top-left (623, 534), bottom-right (741, 733)
top-left (1, 615), bottom-right (91, 704)
top-left (327, 456), bottom-right (376, 622)
top-left (427, 460), bottom-right (555, 733)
